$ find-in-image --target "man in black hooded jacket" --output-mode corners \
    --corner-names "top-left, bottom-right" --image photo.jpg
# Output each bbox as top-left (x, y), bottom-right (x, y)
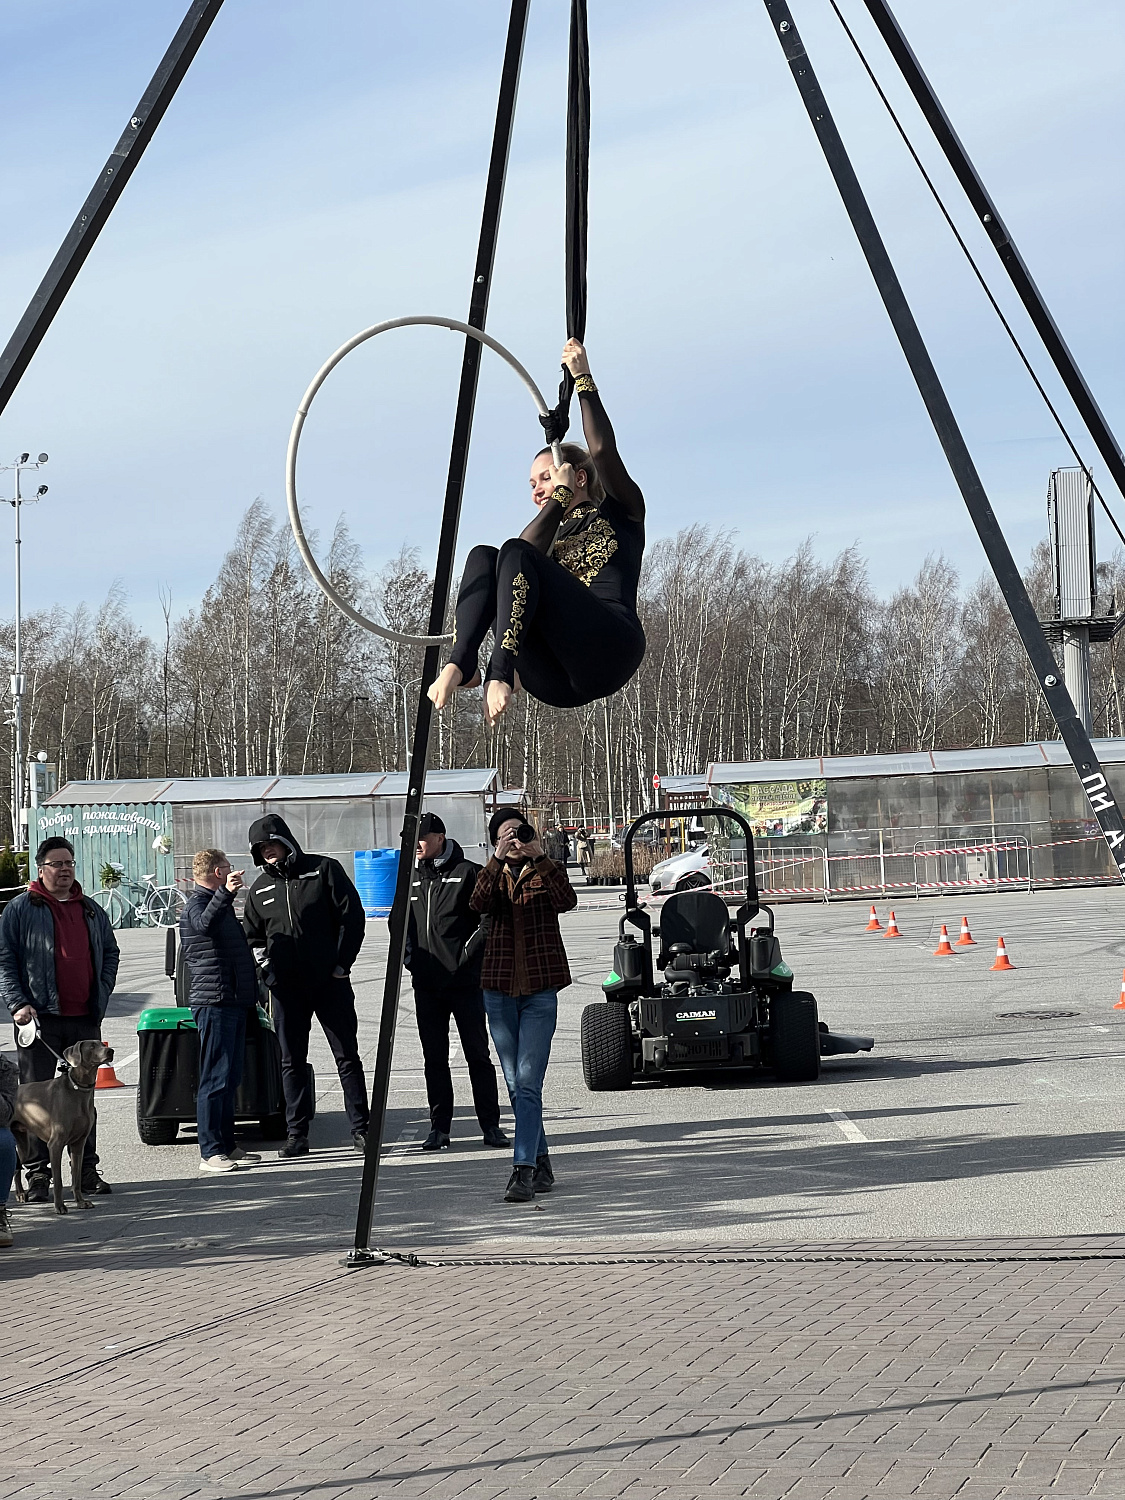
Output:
top-left (242, 814), bottom-right (368, 1157)
top-left (406, 813), bottom-right (507, 1152)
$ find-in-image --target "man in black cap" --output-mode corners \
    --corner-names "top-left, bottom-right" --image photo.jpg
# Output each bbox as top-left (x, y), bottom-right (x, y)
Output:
top-left (406, 812), bottom-right (508, 1152)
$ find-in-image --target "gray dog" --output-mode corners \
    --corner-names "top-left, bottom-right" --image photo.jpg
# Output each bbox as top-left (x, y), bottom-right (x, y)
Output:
top-left (12, 1039), bottom-right (113, 1214)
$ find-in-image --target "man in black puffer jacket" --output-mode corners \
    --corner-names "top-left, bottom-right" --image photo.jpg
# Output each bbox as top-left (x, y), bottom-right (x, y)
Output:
top-left (180, 849), bottom-right (261, 1174)
top-left (406, 814), bottom-right (507, 1152)
top-left (242, 814), bottom-right (368, 1158)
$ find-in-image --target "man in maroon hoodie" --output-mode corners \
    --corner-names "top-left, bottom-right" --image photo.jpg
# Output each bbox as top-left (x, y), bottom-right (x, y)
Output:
top-left (0, 836), bottom-right (120, 1202)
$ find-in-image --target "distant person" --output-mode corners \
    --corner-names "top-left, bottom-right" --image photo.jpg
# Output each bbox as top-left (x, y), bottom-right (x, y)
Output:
top-left (405, 812), bottom-right (508, 1153)
top-left (180, 849), bottom-right (261, 1174)
top-left (0, 836), bottom-right (119, 1201)
top-left (575, 828), bottom-right (593, 875)
top-left (471, 806), bottom-right (577, 1202)
top-left (243, 815), bottom-right (368, 1158)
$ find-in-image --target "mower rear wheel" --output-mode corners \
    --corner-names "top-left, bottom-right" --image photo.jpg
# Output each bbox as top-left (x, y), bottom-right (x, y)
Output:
top-left (136, 1101), bottom-right (179, 1145)
top-left (581, 1002), bottom-right (635, 1091)
top-left (770, 991), bottom-right (820, 1082)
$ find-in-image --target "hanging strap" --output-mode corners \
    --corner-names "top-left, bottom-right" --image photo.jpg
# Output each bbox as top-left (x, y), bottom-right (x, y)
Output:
top-left (540, 0), bottom-right (590, 450)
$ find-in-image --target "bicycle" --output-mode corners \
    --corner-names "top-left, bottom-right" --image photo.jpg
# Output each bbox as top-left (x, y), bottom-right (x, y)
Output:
top-left (94, 868), bottom-right (186, 929)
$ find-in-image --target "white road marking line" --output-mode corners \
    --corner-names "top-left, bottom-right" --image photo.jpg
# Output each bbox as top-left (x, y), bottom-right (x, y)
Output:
top-left (384, 1122), bottom-right (426, 1157)
top-left (825, 1108), bottom-right (868, 1143)
top-left (111, 1050), bottom-right (139, 1072)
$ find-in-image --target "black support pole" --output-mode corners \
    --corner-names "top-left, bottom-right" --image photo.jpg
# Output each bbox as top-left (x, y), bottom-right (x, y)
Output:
top-left (856, 0), bottom-right (1125, 507)
top-left (762, 0), bottom-right (1125, 876)
top-left (349, 0), bottom-right (530, 1265)
top-left (0, 0), bottom-right (226, 418)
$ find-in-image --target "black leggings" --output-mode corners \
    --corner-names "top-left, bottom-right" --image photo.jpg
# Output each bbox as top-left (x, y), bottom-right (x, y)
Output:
top-left (448, 539), bottom-right (645, 709)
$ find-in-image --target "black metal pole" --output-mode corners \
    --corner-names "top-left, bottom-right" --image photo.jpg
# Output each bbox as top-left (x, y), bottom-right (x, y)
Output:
top-left (349, 0), bottom-right (531, 1265)
top-left (856, 0), bottom-right (1125, 506)
top-left (762, 0), bottom-right (1125, 875)
top-left (0, 0), bottom-right (226, 417)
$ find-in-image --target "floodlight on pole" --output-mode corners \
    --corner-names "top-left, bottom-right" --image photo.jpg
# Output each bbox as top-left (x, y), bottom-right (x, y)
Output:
top-left (1, 450), bottom-right (49, 850)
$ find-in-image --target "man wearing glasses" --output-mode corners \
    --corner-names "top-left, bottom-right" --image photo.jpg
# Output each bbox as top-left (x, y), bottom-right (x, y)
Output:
top-left (0, 836), bottom-right (120, 1201)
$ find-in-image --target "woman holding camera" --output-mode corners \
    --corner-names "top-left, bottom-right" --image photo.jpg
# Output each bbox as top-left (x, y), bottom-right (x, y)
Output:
top-left (471, 806), bottom-right (578, 1202)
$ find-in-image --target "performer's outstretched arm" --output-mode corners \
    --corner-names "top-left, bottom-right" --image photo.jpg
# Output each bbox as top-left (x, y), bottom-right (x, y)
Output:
top-left (565, 339), bottom-right (645, 522)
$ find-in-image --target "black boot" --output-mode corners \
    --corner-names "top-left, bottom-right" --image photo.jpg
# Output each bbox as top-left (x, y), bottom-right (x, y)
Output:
top-left (504, 1166), bottom-right (536, 1203)
top-left (421, 1129), bottom-right (451, 1152)
top-left (482, 1125), bottom-right (510, 1148)
top-left (532, 1153), bottom-right (554, 1194)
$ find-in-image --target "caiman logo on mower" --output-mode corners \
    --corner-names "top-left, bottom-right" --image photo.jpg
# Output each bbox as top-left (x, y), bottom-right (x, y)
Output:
top-left (675, 1008), bottom-right (717, 1022)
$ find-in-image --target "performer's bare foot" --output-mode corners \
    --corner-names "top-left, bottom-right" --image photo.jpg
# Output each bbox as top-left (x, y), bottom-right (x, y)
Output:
top-left (486, 679), bottom-right (512, 726)
top-left (428, 664), bottom-right (480, 709)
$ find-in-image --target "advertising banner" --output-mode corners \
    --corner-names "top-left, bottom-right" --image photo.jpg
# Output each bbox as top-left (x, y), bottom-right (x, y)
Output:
top-left (718, 780), bottom-right (828, 838)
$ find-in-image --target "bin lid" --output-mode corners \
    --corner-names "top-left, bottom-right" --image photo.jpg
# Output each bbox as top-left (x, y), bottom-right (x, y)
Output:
top-left (137, 1006), bottom-right (196, 1031)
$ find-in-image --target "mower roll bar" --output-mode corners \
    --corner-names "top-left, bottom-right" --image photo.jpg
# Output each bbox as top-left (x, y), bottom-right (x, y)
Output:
top-left (619, 807), bottom-right (764, 996)
top-left (622, 805), bottom-right (760, 911)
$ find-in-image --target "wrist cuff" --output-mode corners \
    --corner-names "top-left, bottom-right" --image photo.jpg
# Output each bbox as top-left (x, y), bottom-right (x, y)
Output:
top-left (574, 373), bottom-right (598, 396)
top-left (551, 485), bottom-right (573, 507)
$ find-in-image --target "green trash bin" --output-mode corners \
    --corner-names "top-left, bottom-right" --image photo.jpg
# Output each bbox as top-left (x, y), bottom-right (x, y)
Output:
top-left (135, 1003), bottom-right (295, 1145)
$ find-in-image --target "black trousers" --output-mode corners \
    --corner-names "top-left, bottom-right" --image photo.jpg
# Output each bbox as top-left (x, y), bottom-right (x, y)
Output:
top-left (272, 979), bottom-right (369, 1140)
top-left (12, 1013), bottom-right (100, 1176)
top-left (413, 986), bottom-right (501, 1134)
top-left (448, 539), bottom-right (645, 708)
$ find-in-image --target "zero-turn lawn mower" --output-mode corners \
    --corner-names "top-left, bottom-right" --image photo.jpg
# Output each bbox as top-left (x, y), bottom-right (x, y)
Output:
top-left (580, 807), bottom-right (873, 1090)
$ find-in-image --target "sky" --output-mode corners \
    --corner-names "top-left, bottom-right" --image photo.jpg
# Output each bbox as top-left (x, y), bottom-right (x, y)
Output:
top-left (0, 0), bottom-right (1122, 637)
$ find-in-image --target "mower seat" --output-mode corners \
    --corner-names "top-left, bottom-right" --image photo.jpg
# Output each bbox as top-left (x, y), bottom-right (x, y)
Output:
top-left (657, 890), bottom-right (734, 977)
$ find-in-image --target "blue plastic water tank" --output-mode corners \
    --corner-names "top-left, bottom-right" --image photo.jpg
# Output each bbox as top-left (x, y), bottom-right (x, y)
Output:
top-left (354, 848), bottom-right (400, 918)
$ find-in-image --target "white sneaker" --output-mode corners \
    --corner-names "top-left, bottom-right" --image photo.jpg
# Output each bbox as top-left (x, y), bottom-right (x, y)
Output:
top-left (199, 1155), bottom-right (242, 1173)
top-left (228, 1147), bottom-right (261, 1164)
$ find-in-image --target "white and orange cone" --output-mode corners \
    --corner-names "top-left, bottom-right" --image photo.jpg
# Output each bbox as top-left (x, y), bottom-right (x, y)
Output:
top-left (884, 910), bottom-right (902, 938)
top-left (95, 1057), bottom-right (124, 1090)
top-left (865, 905), bottom-right (883, 932)
top-left (990, 936), bottom-right (1015, 972)
top-left (933, 924), bottom-right (955, 957)
top-left (1114, 969), bottom-right (1125, 1011)
top-left (955, 915), bottom-right (976, 947)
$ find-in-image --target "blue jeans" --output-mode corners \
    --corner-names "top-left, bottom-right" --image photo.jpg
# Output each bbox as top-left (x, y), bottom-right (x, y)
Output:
top-left (192, 1006), bottom-right (248, 1160)
top-left (0, 1125), bottom-right (16, 1206)
top-left (483, 989), bottom-right (557, 1167)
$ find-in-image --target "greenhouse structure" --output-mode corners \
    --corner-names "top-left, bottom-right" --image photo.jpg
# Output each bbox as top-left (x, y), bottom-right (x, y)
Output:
top-left (693, 740), bottom-right (1125, 899)
top-left (30, 769), bottom-right (501, 897)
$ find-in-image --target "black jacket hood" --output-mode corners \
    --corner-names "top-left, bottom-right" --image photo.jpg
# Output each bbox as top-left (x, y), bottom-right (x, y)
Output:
top-left (248, 813), bottom-right (304, 867)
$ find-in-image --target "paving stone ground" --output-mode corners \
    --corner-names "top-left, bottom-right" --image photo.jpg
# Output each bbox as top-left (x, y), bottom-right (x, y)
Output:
top-left (7, 1235), bottom-right (1125, 1499)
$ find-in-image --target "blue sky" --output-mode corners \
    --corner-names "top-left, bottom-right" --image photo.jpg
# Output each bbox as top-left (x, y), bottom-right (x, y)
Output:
top-left (0, 0), bottom-right (1122, 635)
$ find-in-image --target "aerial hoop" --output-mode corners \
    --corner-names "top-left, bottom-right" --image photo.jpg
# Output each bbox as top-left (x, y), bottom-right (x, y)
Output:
top-left (286, 314), bottom-right (563, 647)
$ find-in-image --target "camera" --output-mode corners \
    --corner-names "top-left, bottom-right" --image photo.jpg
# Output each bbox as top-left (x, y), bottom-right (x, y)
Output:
top-left (515, 822), bottom-right (536, 844)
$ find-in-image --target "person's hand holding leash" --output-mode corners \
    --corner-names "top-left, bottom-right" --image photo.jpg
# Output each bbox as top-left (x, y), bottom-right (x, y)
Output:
top-left (12, 1004), bottom-right (34, 1026)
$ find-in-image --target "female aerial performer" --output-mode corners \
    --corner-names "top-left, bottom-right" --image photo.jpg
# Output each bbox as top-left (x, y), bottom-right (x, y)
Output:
top-left (428, 338), bottom-right (645, 724)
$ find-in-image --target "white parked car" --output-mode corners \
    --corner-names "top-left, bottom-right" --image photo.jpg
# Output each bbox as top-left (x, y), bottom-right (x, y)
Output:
top-left (648, 843), bottom-right (711, 893)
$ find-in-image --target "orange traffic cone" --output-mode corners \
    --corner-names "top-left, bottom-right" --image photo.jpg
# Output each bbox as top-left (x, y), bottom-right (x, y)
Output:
top-left (955, 915), bottom-right (976, 947)
top-left (884, 910), bottom-right (902, 938)
top-left (990, 937), bottom-right (1015, 972)
top-left (1114, 970), bottom-right (1125, 1010)
top-left (933, 924), bottom-right (955, 956)
top-left (95, 1056), bottom-right (124, 1090)
top-left (865, 905), bottom-right (883, 932)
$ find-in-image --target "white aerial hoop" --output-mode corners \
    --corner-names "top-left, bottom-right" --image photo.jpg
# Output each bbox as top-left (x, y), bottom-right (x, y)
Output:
top-left (286, 314), bottom-right (564, 647)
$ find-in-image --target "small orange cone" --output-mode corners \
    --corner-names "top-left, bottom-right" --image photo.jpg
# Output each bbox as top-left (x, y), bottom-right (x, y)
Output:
top-left (1114, 969), bottom-right (1125, 1010)
top-left (865, 905), bottom-right (883, 932)
top-left (933, 924), bottom-right (955, 956)
top-left (990, 937), bottom-right (1015, 972)
top-left (95, 1057), bottom-right (124, 1090)
top-left (955, 915), bottom-right (976, 947)
top-left (883, 910), bottom-right (902, 938)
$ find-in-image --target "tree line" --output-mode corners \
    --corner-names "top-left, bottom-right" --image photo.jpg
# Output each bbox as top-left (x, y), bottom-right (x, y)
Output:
top-left (4, 498), bottom-right (1123, 840)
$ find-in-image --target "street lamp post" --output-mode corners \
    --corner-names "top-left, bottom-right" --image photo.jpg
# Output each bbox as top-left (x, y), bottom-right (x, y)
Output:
top-left (2, 452), bottom-right (48, 850)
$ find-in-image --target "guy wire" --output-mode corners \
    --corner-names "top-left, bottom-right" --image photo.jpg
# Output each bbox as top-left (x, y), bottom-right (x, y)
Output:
top-left (827, 0), bottom-right (1125, 553)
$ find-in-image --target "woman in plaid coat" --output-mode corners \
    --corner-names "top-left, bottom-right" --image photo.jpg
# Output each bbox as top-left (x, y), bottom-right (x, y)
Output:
top-left (471, 806), bottom-right (578, 1202)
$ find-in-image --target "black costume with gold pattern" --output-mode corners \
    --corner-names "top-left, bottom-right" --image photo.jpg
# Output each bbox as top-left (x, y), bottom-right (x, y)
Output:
top-left (447, 495), bottom-right (645, 710)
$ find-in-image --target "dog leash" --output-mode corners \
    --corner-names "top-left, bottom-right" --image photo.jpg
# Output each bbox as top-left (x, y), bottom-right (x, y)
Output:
top-left (14, 1017), bottom-right (96, 1089)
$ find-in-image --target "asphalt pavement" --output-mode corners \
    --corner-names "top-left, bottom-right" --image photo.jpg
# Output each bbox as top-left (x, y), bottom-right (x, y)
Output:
top-left (9, 878), bottom-right (1125, 1258)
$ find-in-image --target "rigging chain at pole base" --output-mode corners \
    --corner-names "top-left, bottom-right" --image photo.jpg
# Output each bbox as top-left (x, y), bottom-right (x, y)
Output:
top-left (285, 314), bottom-right (561, 648)
top-left (341, 1247), bottom-right (422, 1270)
